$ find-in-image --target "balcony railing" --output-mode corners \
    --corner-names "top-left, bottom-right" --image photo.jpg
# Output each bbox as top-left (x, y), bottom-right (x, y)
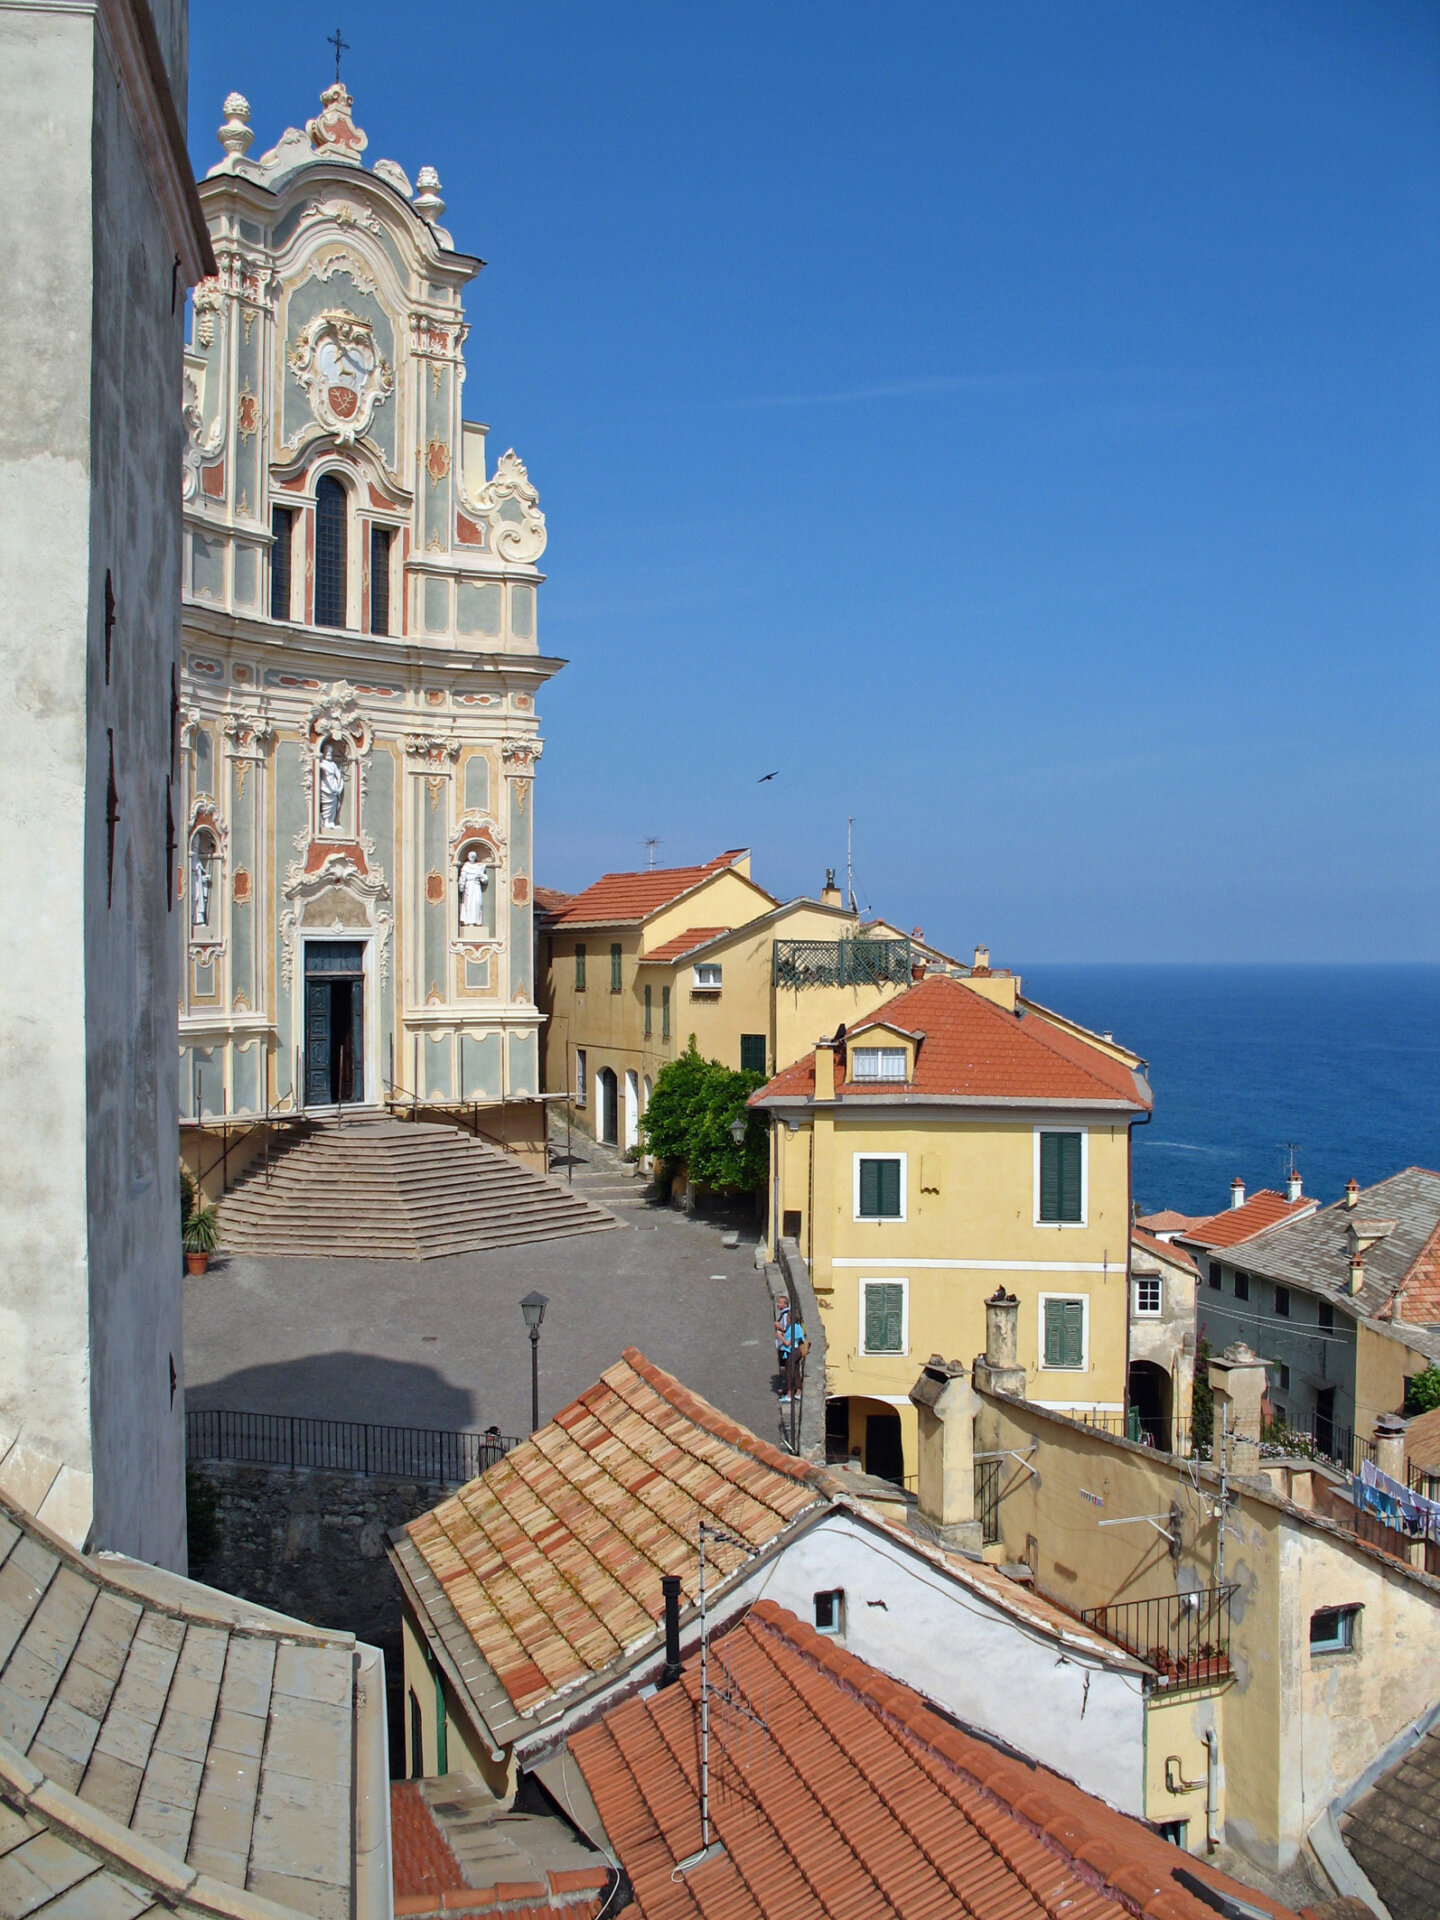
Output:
top-left (1080, 1585), bottom-right (1236, 1694)
top-left (773, 937), bottom-right (912, 992)
top-left (186, 1407), bottom-right (520, 1485)
top-left (974, 1458), bottom-right (1001, 1546)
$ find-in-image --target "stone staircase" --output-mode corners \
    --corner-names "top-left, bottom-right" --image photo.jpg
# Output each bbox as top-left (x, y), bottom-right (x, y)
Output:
top-left (216, 1115), bottom-right (621, 1259)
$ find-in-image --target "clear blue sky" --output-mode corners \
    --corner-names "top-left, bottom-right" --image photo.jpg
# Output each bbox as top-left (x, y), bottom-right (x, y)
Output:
top-left (189, 2), bottom-right (1439, 963)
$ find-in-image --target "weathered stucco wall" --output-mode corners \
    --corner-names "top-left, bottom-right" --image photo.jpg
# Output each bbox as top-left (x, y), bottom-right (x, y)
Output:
top-left (0, 2), bottom-right (188, 1565)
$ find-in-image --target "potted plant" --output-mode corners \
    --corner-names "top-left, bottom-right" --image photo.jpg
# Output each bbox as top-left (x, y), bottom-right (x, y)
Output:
top-left (183, 1202), bottom-right (220, 1275)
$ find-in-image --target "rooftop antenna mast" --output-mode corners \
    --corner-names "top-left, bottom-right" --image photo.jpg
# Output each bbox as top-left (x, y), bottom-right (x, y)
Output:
top-left (643, 838), bottom-right (660, 872)
top-left (846, 816), bottom-right (854, 914)
top-left (1281, 1141), bottom-right (1300, 1179)
top-left (671, 1520), bottom-right (760, 1880)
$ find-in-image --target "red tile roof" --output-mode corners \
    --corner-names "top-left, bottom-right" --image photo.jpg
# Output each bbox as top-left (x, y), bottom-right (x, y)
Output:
top-left (401, 1351), bottom-right (822, 1719)
top-left (752, 974), bottom-right (1150, 1110)
top-left (1181, 1191), bottom-right (1319, 1250)
top-left (549, 853), bottom-right (756, 927)
top-left (641, 927), bottom-right (731, 964)
top-left (1406, 1406), bottom-right (1440, 1476)
top-left (391, 1783), bottom-right (467, 1905)
top-left (1136, 1210), bottom-right (1202, 1235)
top-left (533, 885), bottom-right (576, 918)
top-left (569, 1600), bottom-right (1298, 1920)
top-left (1392, 1218), bottom-right (1440, 1325)
top-left (1132, 1227), bottom-right (1199, 1276)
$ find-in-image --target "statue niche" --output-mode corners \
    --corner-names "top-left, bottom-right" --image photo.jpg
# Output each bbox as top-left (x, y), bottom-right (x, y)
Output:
top-left (455, 839), bottom-right (495, 939)
top-left (189, 827), bottom-right (219, 940)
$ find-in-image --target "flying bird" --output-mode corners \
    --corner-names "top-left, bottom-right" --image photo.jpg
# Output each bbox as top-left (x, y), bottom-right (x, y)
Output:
top-left (758, 770), bottom-right (779, 783)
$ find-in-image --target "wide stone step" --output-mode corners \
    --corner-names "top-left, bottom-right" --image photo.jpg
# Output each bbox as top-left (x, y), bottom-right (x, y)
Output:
top-left (215, 1118), bottom-right (619, 1259)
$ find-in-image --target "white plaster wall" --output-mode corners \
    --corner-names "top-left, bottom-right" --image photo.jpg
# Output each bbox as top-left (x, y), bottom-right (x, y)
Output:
top-left (756, 1512), bottom-right (1148, 1814)
top-left (0, 2), bottom-right (187, 1567)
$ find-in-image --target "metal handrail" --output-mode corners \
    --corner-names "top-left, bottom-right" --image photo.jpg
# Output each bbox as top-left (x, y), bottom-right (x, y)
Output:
top-left (1080, 1585), bottom-right (1236, 1693)
top-left (186, 1406), bottom-right (521, 1484)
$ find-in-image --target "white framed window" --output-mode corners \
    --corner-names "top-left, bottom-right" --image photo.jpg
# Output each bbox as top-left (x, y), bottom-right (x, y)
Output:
top-left (859, 1278), bottom-right (908, 1356)
top-left (1134, 1276), bottom-right (1162, 1317)
top-left (1309, 1605), bottom-right (1360, 1656)
top-left (1039, 1293), bottom-right (1089, 1371)
top-left (693, 962), bottom-right (722, 991)
top-left (813, 1589), bottom-right (845, 1636)
top-left (1034, 1127), bottom-right (1088, 1226)
top-left (853, 1153), bottom-right (906, 1221)
top-left (851, 1046), bottom-right (907, 1083)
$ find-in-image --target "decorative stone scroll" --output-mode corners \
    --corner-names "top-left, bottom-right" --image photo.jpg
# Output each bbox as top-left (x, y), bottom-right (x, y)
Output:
top-left (289, 308), bottom-right (394, 446)
top-left (462, 450), bottom-right (547, 563)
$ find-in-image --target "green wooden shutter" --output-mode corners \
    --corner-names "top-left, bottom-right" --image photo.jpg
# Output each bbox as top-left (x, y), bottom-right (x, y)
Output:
top-left (574, 945), bottom-right (586, 992)
top-left (859, 1160), bottom-right (881, 1216)
top-left (1063, 1300), bottom-right (1084, 1366)
top-left (644, 985), bottom-right (652, 1036)
top-left (865, 1283), bottom-right (904, 1353)
top-left (1040, 1134), bottom-right (1060, 1221)
top-left (1044, 1299), bottom-right (1084, 1367)
top-left (661, 987), bottom-right (670, 1039)
top-left (610, 944), bottom-right (622, 991)
top-left (1044, 1300), bottom-right (1063, 1367)
top-left (740, 1034), bottom-right (766, 1074)
top-left (1058, 1134), bottom-right (1082, 1221)
top-left (879, 1159), bottom-right (901, 1217)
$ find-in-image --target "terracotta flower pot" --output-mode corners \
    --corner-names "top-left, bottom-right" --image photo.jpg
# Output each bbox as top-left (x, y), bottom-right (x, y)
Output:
top-left (185, 1251), bottom-right (210, 1275)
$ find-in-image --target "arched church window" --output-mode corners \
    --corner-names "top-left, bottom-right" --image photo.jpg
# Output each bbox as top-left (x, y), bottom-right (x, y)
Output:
top-left (317, 739), bottom-right (349, 834)
top-left (190, 829), bottom-right (217, 936)
top-left (457, 843), bottom-right (494, 937)
top-left (315, 475), bottom-right (349, 629)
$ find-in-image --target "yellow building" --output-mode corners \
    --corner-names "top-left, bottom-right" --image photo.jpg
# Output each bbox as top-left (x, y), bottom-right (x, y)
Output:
top-left (749, 971), bottom-right (1153, 1483)
top-left (539, 848), bottom-right (960, 1151)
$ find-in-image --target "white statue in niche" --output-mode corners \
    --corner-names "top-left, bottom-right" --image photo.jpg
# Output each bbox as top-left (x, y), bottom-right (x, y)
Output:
top-left (458, 849), bottom-right (489, 927)
top-left (317, 741), bottom-right (347, 829)
top-left (191, 837), bottom-right (212, 926)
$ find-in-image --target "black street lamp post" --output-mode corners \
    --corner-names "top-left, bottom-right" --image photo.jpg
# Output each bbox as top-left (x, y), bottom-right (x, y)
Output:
top-left (520, 1291), bottom-right (548, 1433)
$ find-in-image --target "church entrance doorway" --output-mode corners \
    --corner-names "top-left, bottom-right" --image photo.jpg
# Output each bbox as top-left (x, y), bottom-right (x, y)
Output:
top-left (305, 940), bottom-right (365, 1105)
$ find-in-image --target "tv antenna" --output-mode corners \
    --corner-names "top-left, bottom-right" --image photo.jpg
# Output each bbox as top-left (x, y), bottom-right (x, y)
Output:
top-left (642, 837), bottom-right (661, 871)
top-left (671, 1521), bottom-right (766, 1879)
top-left (846, 816), bottom-right (854, 913)
top-left (1280, 1142), bottom-right (1301, 1179)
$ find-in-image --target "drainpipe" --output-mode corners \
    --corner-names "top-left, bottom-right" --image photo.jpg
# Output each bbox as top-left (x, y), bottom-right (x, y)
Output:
top-left (1204, 1725), bottom-right (1220, 1852)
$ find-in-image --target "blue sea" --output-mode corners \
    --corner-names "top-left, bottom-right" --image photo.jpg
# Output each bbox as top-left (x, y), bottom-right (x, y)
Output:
top-left (1020, 965), bottom-right (1440, 1219)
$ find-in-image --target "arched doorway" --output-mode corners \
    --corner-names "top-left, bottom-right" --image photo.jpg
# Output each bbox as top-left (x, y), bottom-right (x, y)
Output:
top-left (624, 1070), bottom-right (640, 1153)
top-left (597, 1067), bottom-right (618, 1146)
top-left (1128, 1360), bottom-right (1172, 1449)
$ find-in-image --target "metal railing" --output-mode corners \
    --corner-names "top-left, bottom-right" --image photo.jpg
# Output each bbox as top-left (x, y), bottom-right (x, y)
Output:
top-left (1409, 1461), bottom-right (1440, 1504)
top-left (1080, 1585), bottom-right (1235, 1693)
top-left (773, 936), bottom-right (913, 992)
top-left (975, 1458), bottom-right (1001, 1546)
top-left (186, 1408), bottom-right (520, 1484)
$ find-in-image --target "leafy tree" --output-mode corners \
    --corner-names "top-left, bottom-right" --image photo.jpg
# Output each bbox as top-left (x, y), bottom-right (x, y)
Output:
top-left (1191, 1338), bottom-right (1213, 1453)
top-left (1404, 1366), bottom-right (1440, 1415)
top-left (642, 1039), bottom-right (768, 1193)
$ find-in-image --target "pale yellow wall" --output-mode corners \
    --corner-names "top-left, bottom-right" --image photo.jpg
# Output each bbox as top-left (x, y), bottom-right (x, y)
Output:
top-left (1354, 1322), bottom-right (1432, 1433)
top-left (786, 1109), bottom-right (1132, 1479)
top-left (1143, 1690), bottom-right (1222, 1844)
top-left (640, 868), bottom-right (776, 951)
top-left (401, 1609), bottom-right (512, 1794)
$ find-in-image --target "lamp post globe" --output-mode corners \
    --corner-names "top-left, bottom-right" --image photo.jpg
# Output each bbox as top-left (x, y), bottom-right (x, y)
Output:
top-left (729, 1116), bottom-right (747, 1147)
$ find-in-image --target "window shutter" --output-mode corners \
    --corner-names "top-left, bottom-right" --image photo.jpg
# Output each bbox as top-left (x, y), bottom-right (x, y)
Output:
top-left (610, 944), bottom-right (622, 991)
top-left (879, 1159), bottom-right (901, 1217)
top-left (865, 1285), bottom-right (885, 1351)
top-left (1059, 1134), bottom-right (1082, 1221)
top-left (662, 987), bottom-right (670, 1039)
top-left (1044, 1300), bottom-right (1063, 1368)
top-left (575, 946), bottom-right (586, 992)
top-left (644, 985), bottom-right (652, 1036)
top-left (1063, 1301), bottom-right (1084, 1367)
top-left (865, 1284), bottom-right (903, 1353)
top-left (859, 1160), bottom-right (880, 1216)
top-left (1040, 1135), bottom-right (1060, 1221)
top-left (740, 1035), bottom-right (766, 1075)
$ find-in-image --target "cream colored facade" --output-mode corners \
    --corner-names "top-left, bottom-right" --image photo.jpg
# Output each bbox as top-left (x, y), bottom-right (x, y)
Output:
top-left (753, 977), bottom-right (1150, 1486)
top-left (542, 855), bottom-right (957, 1152)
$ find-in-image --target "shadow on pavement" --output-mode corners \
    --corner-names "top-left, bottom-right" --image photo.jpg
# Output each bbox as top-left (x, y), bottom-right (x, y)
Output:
top-left (186, 1350), bottom-right (479, 1429)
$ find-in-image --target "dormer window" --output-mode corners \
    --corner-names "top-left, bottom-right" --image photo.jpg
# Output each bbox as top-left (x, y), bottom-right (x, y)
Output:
top-left (851, 1046), bottom-right (907, 1083)
top-left (693, 963), bottom-right (722, 992)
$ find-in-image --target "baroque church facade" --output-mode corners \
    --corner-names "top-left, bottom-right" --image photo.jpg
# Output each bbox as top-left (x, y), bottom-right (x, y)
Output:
top-left (179, 82), bottom-right (556, 1130)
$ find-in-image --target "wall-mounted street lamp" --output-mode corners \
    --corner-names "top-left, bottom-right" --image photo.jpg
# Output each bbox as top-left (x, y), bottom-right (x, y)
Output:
top-left (520, 1290), bottom-right (548, 1434)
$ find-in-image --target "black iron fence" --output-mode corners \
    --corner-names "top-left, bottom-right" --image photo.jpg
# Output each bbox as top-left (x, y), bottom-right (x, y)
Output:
top-left (1080, 1585), bottom-right (1235, 1694)
top-left (186, 1408), bottom-right (520, 1484)
top-left (1408, 1460), bottom-right (1440, 1504)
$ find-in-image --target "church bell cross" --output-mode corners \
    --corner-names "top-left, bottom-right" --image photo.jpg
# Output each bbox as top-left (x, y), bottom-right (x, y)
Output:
top-left (328, 26), bottom-right (350, 83)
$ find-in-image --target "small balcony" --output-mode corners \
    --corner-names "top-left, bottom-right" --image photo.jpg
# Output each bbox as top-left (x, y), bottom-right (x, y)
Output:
top-left (1080, 1585), bottom-right (1236, 1693)
top-left (773, 936), bottom-right (912, 991)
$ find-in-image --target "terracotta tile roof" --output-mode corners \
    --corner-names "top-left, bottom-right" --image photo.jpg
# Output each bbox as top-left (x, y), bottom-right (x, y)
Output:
top-left (569, 1600), bottom-right (1298, 1920)
top-left (640, 927), bottom-right (731, 965)
top-left (399, 1352), bottom-right (821, 1722)
top-left (752, 974), bottom-right (1151, 1110)
top-left (533, 886), bottom-right (576, 919)
top-left (1181, 1191), bottom-right (1320, 1250)
top-left (1132, 1228), bottom-right (1199, 1276)
top-left (1405, 1406), bottom-right (1440, 1476)
top-left (1136, 1210), bottom-right (1202, 1235)
top-left (1338, 1720), bottom-right (1440, 1920)
top-left (392, 1782), bottom-right (467, 1903)
top-left (1392, 1218), bottom-right (1440, 1325)
top-left (390, 1784), bottom-right (609, 1917)
top-left (549, 853), bottom-right (756, 928)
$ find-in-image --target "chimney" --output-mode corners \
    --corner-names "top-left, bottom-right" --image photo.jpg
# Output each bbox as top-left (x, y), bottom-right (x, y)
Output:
top-left (814, 1040), bottom-right (836, 1100)
top-left (660, 1575), bottom-right (682, 1686)
top-left (1286, 1170), bottom-right (1302, 1204)
top-left (821, 868), bottom-right (842, 909)
top-left (974, 1288), bottom-right (1026, 1398)
top-left (1348, 1254), bottom-right (1365, 1296)
top-left (1207, 1342), bottom-right (1266, 1479)
top-left (1372, 1415), bottom-right (1406, 1484)
top-left (1230, 1178), bottom-right (1245, 1210)
top-left (907, 1357), bottom-right (982, 1554)
top-left (1345, 1178), bottom-right (1360, 1210)
top-left (972, 945), bottom-right (990, 974)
